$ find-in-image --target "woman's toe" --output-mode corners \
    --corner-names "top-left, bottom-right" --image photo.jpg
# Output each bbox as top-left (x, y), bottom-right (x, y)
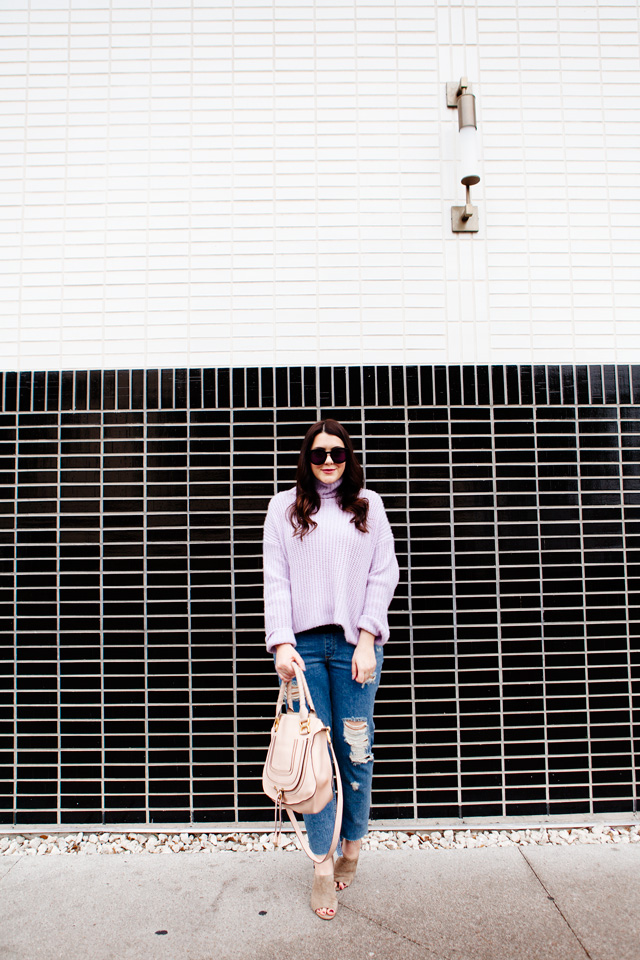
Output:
top-left (311, 868), bottom-right (338, 919)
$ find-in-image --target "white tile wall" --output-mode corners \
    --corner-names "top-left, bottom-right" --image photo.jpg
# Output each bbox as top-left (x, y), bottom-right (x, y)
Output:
top-left (1, 0), bottom-right (639, 371)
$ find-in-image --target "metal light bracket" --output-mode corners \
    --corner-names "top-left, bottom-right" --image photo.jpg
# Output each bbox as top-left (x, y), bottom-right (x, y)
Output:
top-left (451, 184), bottom-right (479, 233)
top-left (446, 78), bottom-right (472, 109)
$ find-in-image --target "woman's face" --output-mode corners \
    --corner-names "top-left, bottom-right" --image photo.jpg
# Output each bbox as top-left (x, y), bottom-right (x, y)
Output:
top-left (309, 431), bottom-right (347, 485)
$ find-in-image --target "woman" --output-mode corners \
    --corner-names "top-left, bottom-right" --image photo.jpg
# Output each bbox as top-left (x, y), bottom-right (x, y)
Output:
top-left (263, 419), bottom-right (399, 920)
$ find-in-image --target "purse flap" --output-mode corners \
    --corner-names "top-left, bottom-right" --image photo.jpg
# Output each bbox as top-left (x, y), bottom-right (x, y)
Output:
top-left (264, 713), bottom-right (311, 791)
top-left (263, 712), bottom-right (328, 796)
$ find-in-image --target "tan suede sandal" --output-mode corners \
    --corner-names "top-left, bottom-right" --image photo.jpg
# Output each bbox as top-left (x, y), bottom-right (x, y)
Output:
top-left (311, 871), bottom-right (338, 920)
top-left (334, 854), bottom-right (359, 890)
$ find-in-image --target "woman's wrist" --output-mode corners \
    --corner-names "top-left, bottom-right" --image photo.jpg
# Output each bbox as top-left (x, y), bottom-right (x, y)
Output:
top-left (357, 629), bottom-right (375, 646)
top-left (275, 642), bottom-right (295, 659)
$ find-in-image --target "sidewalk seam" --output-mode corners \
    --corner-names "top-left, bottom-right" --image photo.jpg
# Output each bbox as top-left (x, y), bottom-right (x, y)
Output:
top-left (0, 854), bottom-right (25, 884)
top-left (283, 867), bottom-right (454, 960)
top-left (339, 899), bottom-right (456, 960)
top-left (517, 848), bottom-right (593, 960)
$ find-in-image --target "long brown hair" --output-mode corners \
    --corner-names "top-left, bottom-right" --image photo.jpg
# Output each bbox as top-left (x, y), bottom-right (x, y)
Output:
top-left (288, 419), bottom-right (369, 539)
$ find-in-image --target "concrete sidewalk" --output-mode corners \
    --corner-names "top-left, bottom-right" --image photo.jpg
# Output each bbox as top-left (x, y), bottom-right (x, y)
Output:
top-left (1, 845), bottom-right (639, 960)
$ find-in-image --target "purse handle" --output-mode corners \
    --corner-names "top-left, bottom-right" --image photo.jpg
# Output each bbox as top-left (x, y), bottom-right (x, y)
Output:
top-left (275, 662), bottom-right (344, 865)
top-left (274, 660), bottom-right (316, 721)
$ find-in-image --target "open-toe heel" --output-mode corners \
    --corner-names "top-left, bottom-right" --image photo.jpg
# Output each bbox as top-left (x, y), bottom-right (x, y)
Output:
top-left (334, 854), bottom-right (359, 890)
top-left (311, 871), bottom-right (338, 920)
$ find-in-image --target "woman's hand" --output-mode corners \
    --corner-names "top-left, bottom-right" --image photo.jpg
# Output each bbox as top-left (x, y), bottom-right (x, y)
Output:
top-left (352, 630), bottom-right (377, 684)
top-left (274, 643), bottom-right (306, 682)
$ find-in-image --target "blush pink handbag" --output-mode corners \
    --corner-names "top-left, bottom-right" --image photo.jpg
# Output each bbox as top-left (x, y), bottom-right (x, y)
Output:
top-left (263, 662), bottom-right (343, 864)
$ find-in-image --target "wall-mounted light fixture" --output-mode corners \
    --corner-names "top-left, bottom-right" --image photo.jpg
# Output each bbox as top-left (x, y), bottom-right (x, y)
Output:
top-left (447, 78), bottom-right (480, 233)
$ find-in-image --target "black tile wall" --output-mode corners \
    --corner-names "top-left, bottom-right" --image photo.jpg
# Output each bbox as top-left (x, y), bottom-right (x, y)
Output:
top-left (1, 365), bottom-right (639, 825)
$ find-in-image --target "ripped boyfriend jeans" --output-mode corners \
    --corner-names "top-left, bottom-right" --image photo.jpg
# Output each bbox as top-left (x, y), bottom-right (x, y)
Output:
top-left (288, 625), bottom-right (383, 858)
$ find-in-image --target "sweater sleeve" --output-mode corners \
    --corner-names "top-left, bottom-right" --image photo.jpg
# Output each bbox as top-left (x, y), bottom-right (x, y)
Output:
top-left (357, 494), bottom-right (400, 644)
top-left (263, 496), bottom-right (298, 653)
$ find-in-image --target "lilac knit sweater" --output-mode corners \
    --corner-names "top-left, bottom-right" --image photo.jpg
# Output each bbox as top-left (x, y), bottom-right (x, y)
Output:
top-left (263, 478), bottom-right (399, 652)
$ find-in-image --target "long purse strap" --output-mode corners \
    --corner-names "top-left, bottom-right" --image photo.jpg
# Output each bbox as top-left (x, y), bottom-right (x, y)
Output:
top-left (283, 732), bottom-right (344, 864)
top-left (275, 662), bottom-right (344, 864)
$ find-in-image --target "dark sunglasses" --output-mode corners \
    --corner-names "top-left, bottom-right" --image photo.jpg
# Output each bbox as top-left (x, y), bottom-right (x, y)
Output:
top-left (309, 447), bottom-right (348, 465)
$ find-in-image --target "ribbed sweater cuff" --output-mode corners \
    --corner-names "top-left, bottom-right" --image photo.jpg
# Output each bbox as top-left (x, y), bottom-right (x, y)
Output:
top-left (356, 616), bottom-right (385, 643)
top-left (265, 627), bottom-right (298, 653)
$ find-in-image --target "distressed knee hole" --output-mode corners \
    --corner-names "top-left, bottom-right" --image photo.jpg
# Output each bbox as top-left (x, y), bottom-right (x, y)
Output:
top-left (350, 781), bottom-right (360, 791)
top-left (343, 719), bottom-right (373, 765)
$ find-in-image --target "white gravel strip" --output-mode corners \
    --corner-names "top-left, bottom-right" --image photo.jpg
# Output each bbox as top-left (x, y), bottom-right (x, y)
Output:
top-left (1, 824), bottom-right (639, 856)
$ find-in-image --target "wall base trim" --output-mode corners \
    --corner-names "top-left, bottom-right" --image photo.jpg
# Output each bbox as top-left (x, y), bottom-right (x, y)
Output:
top-left (2, 813), bottom-right (639, 836)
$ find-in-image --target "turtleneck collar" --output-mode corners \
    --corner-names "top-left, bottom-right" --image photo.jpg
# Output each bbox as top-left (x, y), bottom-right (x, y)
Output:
top-left (316, 477), bottom-right (342, 499)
